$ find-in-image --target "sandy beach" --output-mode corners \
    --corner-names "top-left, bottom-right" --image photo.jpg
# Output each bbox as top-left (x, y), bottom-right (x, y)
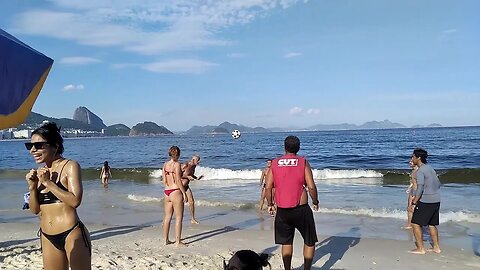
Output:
top-left (1, 220), bottom-right (479, 270)
top-left (1, 130), bottom-right (480, 269)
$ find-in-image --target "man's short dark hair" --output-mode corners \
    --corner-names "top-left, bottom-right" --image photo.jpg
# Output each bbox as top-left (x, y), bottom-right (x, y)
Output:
top-left (284, 135), bottom-right (300, 154)
top-left (413, 148), bottom-right (428, 163)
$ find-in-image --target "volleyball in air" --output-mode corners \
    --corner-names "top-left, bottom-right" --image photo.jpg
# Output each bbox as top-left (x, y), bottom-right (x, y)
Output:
top-left (231, 129), bottom-right (241, 139)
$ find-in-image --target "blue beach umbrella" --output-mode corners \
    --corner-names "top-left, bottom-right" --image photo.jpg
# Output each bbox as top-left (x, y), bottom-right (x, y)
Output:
top-left (0, 28), bottom-right (53, 129)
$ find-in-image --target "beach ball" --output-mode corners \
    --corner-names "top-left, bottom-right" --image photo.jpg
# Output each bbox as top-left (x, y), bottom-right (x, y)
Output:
top-left (231, 129), bottom-right (241, 139)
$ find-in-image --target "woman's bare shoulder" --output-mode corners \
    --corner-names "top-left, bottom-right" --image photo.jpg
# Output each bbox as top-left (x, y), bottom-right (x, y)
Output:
top-left (65, 159), bottom-right (81, 169)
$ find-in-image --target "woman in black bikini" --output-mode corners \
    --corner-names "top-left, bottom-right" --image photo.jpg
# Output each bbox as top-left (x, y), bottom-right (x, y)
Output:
top-left (162, 145), bottom-right (188, 247)
top-left (100, 160), bottom-right (111, 187)
top-left (25, 122), bottom-right (91, 270)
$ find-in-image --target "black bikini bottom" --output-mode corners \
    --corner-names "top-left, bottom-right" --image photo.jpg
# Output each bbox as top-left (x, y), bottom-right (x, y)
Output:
top-left (39, 221), bottom-right (91, 255)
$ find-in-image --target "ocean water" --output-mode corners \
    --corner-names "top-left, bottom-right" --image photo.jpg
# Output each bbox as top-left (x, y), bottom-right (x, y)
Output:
top-left (1, 127), bottom-right (479, 250)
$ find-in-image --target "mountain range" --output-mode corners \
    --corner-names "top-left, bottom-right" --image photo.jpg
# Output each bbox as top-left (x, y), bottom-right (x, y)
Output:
top-left (19, 107), bottom-right (173, 136)
top-left (186, 121), bottom-right (270, 134)
top-left (18, 107), bottom-right (443, 135)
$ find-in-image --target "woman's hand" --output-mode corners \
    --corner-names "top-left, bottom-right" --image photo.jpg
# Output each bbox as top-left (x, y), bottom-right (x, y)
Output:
top-left (182, 192), bottom-right (189, 203)
top-left (25, 169), bottom-right (38, 190)
top-left (37, 167), bottom-right (51, 186)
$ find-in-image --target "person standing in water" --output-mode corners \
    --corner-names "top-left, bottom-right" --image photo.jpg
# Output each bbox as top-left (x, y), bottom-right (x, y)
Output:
top-left (259, 159), bottom-right (272, 211)
top-left (100, 161), bottom-right (112, 187)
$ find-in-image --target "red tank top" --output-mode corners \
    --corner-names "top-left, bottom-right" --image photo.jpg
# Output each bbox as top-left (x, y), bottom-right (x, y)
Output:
top-left (271, 154), bottom-right (306, 208)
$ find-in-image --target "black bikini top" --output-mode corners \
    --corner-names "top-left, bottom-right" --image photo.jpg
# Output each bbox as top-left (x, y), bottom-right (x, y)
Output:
top-left (38, 160), bottom-right (70, 205)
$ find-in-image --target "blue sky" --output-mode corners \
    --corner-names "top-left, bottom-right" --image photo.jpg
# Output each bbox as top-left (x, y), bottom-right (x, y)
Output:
top-left (1, 0), bottom-right (479, 131)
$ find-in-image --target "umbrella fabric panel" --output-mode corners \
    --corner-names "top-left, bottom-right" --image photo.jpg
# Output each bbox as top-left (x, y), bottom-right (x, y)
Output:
top-left (0, 28), bottom-right (53, 115)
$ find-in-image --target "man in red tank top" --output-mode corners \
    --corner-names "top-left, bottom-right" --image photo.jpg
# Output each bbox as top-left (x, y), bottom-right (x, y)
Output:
top-left (266, 135), bottom-right (319, 270)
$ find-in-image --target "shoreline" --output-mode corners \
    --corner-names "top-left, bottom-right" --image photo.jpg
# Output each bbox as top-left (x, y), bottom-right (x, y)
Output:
top-left (1, 222), bottom-right (479, 269)
top-left (2, 125), bottom-right (480, 142)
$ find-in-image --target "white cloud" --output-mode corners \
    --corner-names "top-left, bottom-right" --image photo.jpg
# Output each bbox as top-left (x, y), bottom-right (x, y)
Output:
top-left (62, 84), bottom-right (85, 91)
top-left (111, 63), bottom-right (135, 69)
top-left (289, 106), bottom-right (320, 116)
top-left (442, 29), bottom-right (457, 34)
top-left (112, 59), bottom-right (217, 74)
top-left (284, 52), bottom-right (302, 58)
top-left (439, 28), bottom-right (457, 40)
top-left (12, 1), bottom-right (306, 55)
top-left (60, 56), bottom-right (101, 65)
top-left (227, 53), bottom-right (246, 58)
top-left (306, 108), bottom-right (320, 115)
top-left (289, 106), bottom-right (303, 115)
top-left (141, 59), bottom-right (218, 74)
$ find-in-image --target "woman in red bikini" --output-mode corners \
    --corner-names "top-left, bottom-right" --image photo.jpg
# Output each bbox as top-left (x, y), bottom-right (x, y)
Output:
top-left (162, 145), bottom-right (188, 247)
top-left (25, 122), bottom-right (91, 270)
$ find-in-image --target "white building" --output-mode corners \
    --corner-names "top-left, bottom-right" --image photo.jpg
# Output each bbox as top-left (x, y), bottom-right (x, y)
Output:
top-left (0, 129), bottom-right (13, 139)
top-left (0, 128), bottom-right (17, 139)
top-left (13, 129), bottom-right (32, 139)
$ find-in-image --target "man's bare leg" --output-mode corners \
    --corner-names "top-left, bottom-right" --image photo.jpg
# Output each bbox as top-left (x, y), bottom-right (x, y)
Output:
top-left (303, 244), bottom-right (315, 270)
top-left (281, 244), bottom-right (293, 270)
top-left (426, 225), bottom-right (441, 253)
top-left (409, 223), bottom-right (426, 254)
top-left (259, 188), bottom-right (266, 210)
top-left (187, 189), bottom-right (199, 224)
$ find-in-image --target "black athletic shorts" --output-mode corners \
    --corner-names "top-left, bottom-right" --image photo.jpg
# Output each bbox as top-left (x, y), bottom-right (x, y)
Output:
top-left (275, 204), bottom-right (318, 246)
top-left (411, 201), bottom-right (440, 226)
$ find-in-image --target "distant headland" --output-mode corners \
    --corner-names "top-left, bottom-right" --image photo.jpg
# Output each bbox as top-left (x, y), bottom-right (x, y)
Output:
top-left (0, 106), bottom-right (447, 139)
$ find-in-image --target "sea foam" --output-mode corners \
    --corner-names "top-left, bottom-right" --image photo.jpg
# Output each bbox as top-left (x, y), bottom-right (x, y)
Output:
top-left (318, 207), bottom-right (480, 223)
top-left (127, 194), bottom-right (163, 203)
top-left (149, 166), bottom-right (383, 181)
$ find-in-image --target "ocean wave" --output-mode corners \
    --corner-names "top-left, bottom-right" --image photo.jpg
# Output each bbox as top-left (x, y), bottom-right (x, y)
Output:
top-left (1, 167), bottom-right (479, 184)
top-left (195, 199), bottom-right (255, 209)
top-left (127, 194), bottom-right (163, 203)
top-left (127, 195), bottom-right (254, 209)
top-left (313, 169), bottom-right (383, 179)
top-left (317, 207), bottom-right (480, 224)
top-left (149, 167), bottom-right (384, 181)
top-left (318, 207), bottom-right (405, 219)
top-left (149, 167), bottom-right (262, 180)
top-left (124, 195), bottom-right (480, 223)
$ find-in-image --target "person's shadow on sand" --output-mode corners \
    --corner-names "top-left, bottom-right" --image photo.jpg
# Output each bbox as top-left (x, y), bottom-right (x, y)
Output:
top-left (90, 225), bottom-right (150, 241)
top-left (183, 217), bottom-right (262, 244)
top-left (308, 227), bottom-right (361, 270)
top-left (471, 233), bottom-right (480, 256)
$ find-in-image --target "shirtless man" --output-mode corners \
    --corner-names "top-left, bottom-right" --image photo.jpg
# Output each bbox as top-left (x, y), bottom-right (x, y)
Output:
top-left (182, 154), bottom-right (204, 224)
top-left (259, 159), bottom-right (272, 211)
